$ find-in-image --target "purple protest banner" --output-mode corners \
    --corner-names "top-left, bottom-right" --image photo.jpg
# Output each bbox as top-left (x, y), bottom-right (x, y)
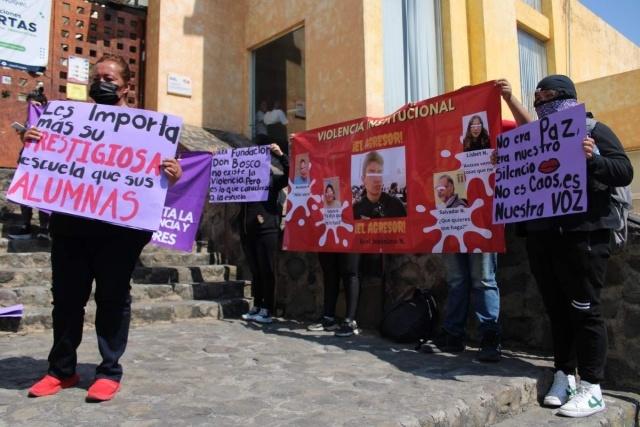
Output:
top-left (209, 145), bottom-right (271, 203)
top-left (151, 151), bottom-right (212, 252)
top-left (0, 304), bottom-right (23, 317)
top-left (27, 102), bottom-right (44, 128)
top-left (493, 104), bottom-right (587, 224)
top-left (6, 100), bottom-right (182, 231)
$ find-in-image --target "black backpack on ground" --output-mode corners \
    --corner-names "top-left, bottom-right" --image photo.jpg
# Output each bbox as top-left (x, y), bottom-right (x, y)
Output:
top-left (380, 288), bottom-right (438, 344)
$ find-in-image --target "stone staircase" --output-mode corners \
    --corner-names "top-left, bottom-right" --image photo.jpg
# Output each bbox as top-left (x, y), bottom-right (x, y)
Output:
top-left (0, 169), bottom-right (251, 333)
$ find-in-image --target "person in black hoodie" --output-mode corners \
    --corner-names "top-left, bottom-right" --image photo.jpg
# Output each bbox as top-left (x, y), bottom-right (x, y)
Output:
top-left (497, 76), bottom-right (633, 418)
top-left (240, 143), bottom-right (289, 324)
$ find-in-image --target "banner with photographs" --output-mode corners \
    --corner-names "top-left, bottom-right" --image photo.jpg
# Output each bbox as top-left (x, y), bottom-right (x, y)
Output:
top-left (283, 82), bottom-right (505, 253)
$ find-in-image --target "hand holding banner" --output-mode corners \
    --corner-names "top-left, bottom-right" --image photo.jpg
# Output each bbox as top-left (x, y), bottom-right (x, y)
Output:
top-left (493, 105), bottom-right (587, 224)
top-left (6, 101), bottom-right (182, 231)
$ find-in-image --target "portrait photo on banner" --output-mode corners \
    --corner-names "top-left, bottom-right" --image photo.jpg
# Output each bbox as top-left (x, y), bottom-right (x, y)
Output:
top-left (323, 177), bottom-right (341, 209)
top-left (460, 111), bottom-right (491, 152)
top-left (433, 169), bottom-right (468, 210)
top-left (293, 152), bottom-right (310, 186)
top-left (351, 147), bottom-right (407, 220)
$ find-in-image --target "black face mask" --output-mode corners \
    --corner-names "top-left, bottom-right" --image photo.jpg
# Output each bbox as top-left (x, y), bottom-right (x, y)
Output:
top-left (89, 81), bottom-right (121, 105)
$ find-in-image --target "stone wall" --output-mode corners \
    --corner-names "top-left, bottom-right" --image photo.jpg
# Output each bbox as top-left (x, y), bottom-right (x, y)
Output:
top-left (203, 200), bottom-right (640, 390)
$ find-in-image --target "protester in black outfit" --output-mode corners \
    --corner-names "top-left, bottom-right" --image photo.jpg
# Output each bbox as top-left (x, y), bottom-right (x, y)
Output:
top-left (353, 151), bottom-right (406, 219)
top-left (307, 252), bottom-right (361, 336)
top-left (240, 143), bottom-right (289, 324)
top-left (497, 76), bottom-right (633, 418)
top-left (27, 54), bottom-right (182, 402)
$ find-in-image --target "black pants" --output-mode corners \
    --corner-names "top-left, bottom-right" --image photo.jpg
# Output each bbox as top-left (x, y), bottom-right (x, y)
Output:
top-left (20, 205), bottom-right (49, 230)
top-left (318, 252), bottom-right (360, 320)
top-left (526, 229), bottom-right (610, 384)
top-left (48, 231), bottom-right (151, 381)
top-left (241, 232), bottom-right (279, 312)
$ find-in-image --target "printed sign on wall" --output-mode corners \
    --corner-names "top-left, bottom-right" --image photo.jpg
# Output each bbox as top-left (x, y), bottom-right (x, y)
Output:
top-left (0, 0), bottom-right (52, 72)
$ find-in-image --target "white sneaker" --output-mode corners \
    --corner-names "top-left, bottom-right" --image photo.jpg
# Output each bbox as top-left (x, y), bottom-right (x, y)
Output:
top-left (558, 380), bottom-right (605, 417)
top-left (252, 308), bottom-right (273, 324)
top-left (241, 306), bottom-right (260, 321)
top-left (543, 370), bottom-right (577, 407)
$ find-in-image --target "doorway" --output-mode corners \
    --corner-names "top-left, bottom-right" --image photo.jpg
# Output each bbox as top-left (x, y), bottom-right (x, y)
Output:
top-left (252, 27), bottom-right (306, 150)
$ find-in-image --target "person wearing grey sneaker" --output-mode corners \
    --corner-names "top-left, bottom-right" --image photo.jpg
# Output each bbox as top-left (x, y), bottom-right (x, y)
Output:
top-left (239, 143), bottom-right (289, 326)
top-left (307, 252), bottom-right (360, 337)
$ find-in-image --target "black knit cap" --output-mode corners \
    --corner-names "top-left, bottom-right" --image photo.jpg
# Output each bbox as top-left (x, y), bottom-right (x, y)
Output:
top-left (536, 74), bottom-right (577, 100)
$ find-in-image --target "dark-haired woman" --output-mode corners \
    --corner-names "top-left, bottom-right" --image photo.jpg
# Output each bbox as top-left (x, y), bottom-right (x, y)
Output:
top-left (462, 115), bottom-right (490, 152)
top-left (26, 54), bottom-right (182, 402)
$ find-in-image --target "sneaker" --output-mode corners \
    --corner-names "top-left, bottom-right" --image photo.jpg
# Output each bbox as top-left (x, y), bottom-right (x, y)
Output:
top-left (335, 319), bottom-right (359, 337)
top-left (543, 370), bottom-right (577, 407)
top-left (252, 308), bottom-right (273, 324)
top-left (36, 232), bottom-right (50, 241)
top-left (307, 316), bottom-right (338, 332)
top-left (86, 378), bottom-right (121, 402)
top-left (241, 306), bottom-right (260, 321)
top-left (28, 373), bottom-right (80, 397)
top-left (421, 329), bottom-right (465, 353)
top-left (558, 380), bottom-right (605, 417)
top-left (476, 331), bottom-right (501, 363)
top-left (8, 226), bottom-right (32, 240)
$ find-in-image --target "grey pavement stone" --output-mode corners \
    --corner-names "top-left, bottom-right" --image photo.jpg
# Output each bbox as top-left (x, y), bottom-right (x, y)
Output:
top-left (0, 319), bottom-right (636, 426)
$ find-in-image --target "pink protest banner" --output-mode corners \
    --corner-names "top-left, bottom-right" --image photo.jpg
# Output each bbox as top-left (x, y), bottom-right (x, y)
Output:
top-left (6, 101), bottom-right (182, 231)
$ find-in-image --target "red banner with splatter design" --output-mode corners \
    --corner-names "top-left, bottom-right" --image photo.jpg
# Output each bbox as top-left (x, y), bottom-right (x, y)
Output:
top-left (283, 81), bottom-right (505, 253)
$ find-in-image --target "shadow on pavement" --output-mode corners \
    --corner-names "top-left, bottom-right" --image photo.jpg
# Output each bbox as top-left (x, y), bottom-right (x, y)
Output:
top-left (238, 318), bottom-right (551, 402)
top-left (0, 356), bottom-right (96, 391)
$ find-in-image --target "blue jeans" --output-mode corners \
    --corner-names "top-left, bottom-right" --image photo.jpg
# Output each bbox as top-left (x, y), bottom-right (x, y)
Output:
top-left (441, 253), bottom-right (500, 338)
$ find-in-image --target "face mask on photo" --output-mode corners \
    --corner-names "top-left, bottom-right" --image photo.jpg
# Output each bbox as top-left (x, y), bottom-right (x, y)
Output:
top-left (534, 98), bottom-right (579, 119)
top-left (89, 81), bottom-right (121, 105)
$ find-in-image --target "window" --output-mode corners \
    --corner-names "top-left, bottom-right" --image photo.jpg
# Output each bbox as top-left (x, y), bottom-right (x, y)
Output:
top-left (382, 0), bottom-right (444, 113)
top-left (520, 0), bottom-right (542, 12)
top-left (518, 29), bottom-right (548, 115)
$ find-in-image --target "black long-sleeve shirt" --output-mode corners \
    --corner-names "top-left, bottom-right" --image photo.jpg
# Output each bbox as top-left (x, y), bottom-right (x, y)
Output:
top-left (240, 152), bottom-right (289, 235)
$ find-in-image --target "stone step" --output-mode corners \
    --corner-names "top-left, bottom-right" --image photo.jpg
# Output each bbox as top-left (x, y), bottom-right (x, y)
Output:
top-left (493, 391), bottom-right (638, 426)
top-left (0, 264), bottom-right (236, 287)
top-left (138, 252), bottom-right (211, 267)
top-left (0, 236), bottom-right (212, 254)
top-left (0, 281), bottom-right (250, 307)
top-left (0, 237), bottom-right (52, 253)
top-left (0, 252), bottom-right (51, 268)
top-left (0, 297), bottom-right (250, 332)
top-left (0, 252), bottom-right (213, 269)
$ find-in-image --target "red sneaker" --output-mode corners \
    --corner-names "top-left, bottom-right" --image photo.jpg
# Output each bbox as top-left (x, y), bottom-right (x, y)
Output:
top-left (28, 374), bottom-right (80, 397)
top-left (86, 379), bottom-right (120, 402)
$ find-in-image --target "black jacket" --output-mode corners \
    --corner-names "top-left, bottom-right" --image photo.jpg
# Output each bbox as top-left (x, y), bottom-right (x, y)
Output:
top-left (240, 152), bottom-right (289, 235)
top-left (525, 119), bottom-right (633, 233)
top-left (353, 192), bottom-right (407, 219)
